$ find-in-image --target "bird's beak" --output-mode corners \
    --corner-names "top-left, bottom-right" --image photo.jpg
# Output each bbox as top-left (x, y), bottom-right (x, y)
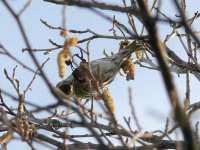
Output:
top-left (127, 41), bottom-right (144, 51)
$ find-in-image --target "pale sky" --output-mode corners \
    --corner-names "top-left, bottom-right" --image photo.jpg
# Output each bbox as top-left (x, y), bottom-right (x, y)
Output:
top-left (1, 0), bottom-right (200, 149)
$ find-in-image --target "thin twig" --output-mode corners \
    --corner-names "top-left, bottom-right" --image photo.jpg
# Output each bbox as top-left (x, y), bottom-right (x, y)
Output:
top-left (23, 58), bottom-right (50, 96)
top-left (128, 87), bottom-right (141, 131)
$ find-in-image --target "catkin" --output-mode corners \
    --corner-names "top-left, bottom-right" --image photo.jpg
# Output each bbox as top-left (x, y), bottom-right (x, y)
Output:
top-left (57, 37), bottom-right (78, 78)
top-left (103, 90), bottom-right (115, 112)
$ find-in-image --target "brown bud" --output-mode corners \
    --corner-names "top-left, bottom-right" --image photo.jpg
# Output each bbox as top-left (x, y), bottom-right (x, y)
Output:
top-left (60, 29), bottom-right (70, 37)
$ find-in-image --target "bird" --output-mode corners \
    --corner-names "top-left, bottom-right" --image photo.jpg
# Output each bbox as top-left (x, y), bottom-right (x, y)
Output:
top-left (56, 41), bottom-right (143, 99)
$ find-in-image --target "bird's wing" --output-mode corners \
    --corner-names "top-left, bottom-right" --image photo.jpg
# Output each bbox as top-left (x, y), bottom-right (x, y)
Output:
top-left (90, 56), bottom-right (123, 86)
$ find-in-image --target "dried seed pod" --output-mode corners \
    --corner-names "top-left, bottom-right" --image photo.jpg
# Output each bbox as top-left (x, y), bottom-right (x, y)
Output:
top-left (67, 36), bottom-right (78, 46)
top-left (103, 90), bottom-right (115, 112)
top-left (57, 37), bottom-right (78, 78)
top-left (0, 130), bottom-right (13, 145)
top-left (126, 65), bottom-right (135, 80)
top-left (184, 98), bottom-right (190, 110)
top-left (121, 59), bottom-right (135, 80)
top-left (62, 40), bottom-right (71, 61)
top-left (136, 50), bottom-right (143, 60)
top-left (57, 52), bottom-right (66, 78)
top-left (60, 29), bottom-right (70, 37)
top-left (23, 121), bottom-right (30, 140)
top-left (29, 124), bottom-right (37, 137)
top-left (16, 119), bottom-right (23, 131)
top-left (119, 40), bottom-right (130, 50)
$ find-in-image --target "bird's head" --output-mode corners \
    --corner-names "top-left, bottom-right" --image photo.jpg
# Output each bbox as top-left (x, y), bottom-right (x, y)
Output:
top-left (56, 80), bottom-right (74, 97)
